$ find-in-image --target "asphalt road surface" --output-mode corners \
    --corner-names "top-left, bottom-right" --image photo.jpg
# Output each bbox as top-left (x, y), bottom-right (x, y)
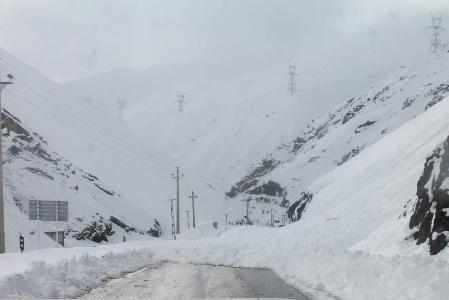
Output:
top-left (80, 263), bottom-right (310, 299)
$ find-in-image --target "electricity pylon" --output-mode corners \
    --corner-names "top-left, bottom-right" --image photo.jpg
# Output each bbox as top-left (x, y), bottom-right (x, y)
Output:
top-left (287, 64), bottom-right (298, 96)
top-left (0, 70), bottom-right (13, 254)
top-left (166, 199), bottom-right (176, 240)
top-left (175, 94), bottom-right (187, 112)
top-left (428, 14), bottom-right (446, 53)
top-left (117, 99), bottom-right (125, 121)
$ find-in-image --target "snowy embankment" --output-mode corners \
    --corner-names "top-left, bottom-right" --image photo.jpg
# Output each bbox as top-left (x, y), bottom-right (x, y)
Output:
top-left (2, 99), bottom-right (449, 299)
top-left (1, 228), bottom-right (448, 300)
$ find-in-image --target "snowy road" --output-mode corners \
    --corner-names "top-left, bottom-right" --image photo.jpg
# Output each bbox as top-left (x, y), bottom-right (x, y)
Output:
top-left (80, 263), bottom-right (309, 299)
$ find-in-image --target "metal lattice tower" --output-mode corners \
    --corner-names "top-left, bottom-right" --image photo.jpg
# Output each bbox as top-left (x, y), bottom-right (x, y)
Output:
top-left (287, 64), bottom-right (298, 96)
top-left (428, 14), bottom-right (446, 53)
top-left (166, 199), bottom-right (176, 240)
top-left (176, 93), bottom-right (187, 112)
top-left (117, 99), bottom-right (126, 121)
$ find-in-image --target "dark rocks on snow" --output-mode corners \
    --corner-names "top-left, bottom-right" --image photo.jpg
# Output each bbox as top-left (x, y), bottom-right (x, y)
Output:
top-left (402, 96), bottom-right (416, 110)
top-left (337, 146), bottom-right (361, 166)
top-left (409, 136), bottom-right (449, 255)
top-left (147, 219), bottom-right (162, 237)
top-left (292, 137), bottom-right (306, 154)
top-left (25, 167), bottom-right (54, 180)
top-left (287, 192), bottom-right (313, 221)
top-left (74, 216), bottom-right (115, 243)
top-left (355, 121), bottom-right (377, 134)
top-left (110, 216), bottom-right (137, 233)
top-left (226, 159), bottom-right (280, 198)
top-left (425, 82), bottom-right (449, 110)
top-left (247, 180), bottom-right (287, 198)
top-left (94, 183), bottom-right (115, 196)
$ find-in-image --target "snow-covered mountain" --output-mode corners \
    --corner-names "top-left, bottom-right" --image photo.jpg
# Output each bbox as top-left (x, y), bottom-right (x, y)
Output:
top-left (2, 108), bottom-right (160, 251)
top-left (226, 52), bottom-right (449, 225)
top-left (63, 59), bottom-right (378, 226)
top-left (0, 49), bottom-right (186, 250)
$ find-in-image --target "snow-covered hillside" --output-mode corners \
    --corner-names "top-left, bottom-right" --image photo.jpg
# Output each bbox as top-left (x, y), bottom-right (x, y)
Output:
top-left (0, 49), bottom-right (194, 250)
top-left (227, 52), bottom-right (449, 225)
top-left (64, 58), bottom-right (378, 226)
top-left (2, 108), bottom-right (160, 251)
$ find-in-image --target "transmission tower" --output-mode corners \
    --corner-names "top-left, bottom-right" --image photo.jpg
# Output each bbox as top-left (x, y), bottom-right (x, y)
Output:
top-left (175, 93), bottom-right (187, 112)
top-left (287, 64), bottom-right (298, 96)
top-left (428, 14), bottom-right (446, 53)
top-left (166, 199), bottom-right (176, 240)
top-left (117, 99), bottom-right (126, 121)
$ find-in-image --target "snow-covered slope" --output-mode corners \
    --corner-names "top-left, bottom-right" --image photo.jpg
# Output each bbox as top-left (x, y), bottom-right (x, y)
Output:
top-left (227, 52), bottom-right (449, 225)
top-left (64, 59), bottom-right (377, 226)
top-left (2, 109), bottom-right (159, 251)
top-left (0, 49), bottom-right (191, 250)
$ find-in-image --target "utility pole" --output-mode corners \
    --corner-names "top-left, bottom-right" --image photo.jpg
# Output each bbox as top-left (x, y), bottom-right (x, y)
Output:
top-left (175, 93), bottom-right (187, 112)
top-left (188, 190), bottom-right (197, 228)
top-left (166, 199), bottom-right (176, 240)
top-left (171, 167), bottom-right (183, 234)
top-left (428, 14), bottom-right (446, 53)
top-left (185, 210), bottom-right (190, 229)
top-left (225, 213), bottom-right (228, 230)
top-left (117, 99), bottom-right (125, 121)
top-left (287, 64), bottom-right (298, 96)
top-left (269, 198), bottom-right (274, 227)
top-left (0, 69), bottom-right (13, 254)
top-left (246, 201), bottom-right (250, 225)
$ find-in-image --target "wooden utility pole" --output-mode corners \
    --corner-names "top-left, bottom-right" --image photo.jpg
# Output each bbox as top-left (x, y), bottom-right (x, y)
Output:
top-left (0, 70), bottom-right (13, 254)
top-left (188, 190), bottom-right (197, 228)
top-left (172, 167), bottom-right (183, 234)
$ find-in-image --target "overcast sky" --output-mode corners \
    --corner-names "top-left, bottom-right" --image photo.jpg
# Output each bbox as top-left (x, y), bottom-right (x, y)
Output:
top-left (0, 0), bottom-right (448, 81)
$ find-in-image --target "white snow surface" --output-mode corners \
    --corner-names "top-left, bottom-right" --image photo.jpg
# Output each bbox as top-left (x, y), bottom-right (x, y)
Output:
top-left (2, 95), bottom-right (449, 299)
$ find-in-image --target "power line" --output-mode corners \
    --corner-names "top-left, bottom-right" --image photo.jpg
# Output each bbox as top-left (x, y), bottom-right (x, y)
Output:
top-left (0, 60), bottom-right (169, 168)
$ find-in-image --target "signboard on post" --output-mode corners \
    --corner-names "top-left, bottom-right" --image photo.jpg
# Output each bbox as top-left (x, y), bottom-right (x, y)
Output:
top-left (28, 200), bottom-right (68, 248)
top-left (29, 200), bottom-right (68, 221)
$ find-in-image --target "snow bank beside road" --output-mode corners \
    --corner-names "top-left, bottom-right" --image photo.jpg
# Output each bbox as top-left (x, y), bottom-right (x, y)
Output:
top-left (1, 229), bottom-right (449, 299)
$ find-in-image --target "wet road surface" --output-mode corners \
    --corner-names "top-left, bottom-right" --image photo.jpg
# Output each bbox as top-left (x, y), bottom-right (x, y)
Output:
top-left (80, 263), bottom-right (310, 299)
